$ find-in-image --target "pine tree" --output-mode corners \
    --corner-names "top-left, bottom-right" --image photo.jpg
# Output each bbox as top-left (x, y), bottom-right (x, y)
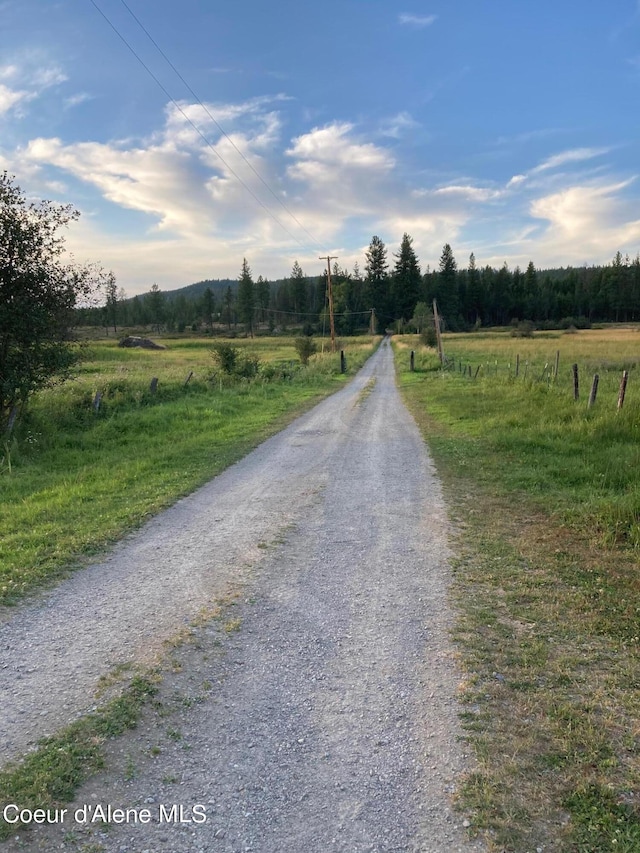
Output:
top-left (289, 260), bottom-right (307, 321)
top-left (256, 276), bottom-right (270, 324)
top-left (202, 287), bottom-right (215, 331)
top-left (237, 258), bottom-right (255, 336)
top-left (392, 233), bottom-right (421, 322)
top-left (364, 235), bottom-right (389, 333)
top-left (433, 244), bottom-right (458, 327)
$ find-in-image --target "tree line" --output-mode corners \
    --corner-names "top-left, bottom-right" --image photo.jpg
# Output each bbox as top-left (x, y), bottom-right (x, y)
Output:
top-left (80, 237), bottom-right (640, 336)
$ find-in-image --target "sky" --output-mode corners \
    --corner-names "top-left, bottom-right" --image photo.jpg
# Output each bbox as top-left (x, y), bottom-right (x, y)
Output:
top-left (2, 0), bottom-right (640, 296)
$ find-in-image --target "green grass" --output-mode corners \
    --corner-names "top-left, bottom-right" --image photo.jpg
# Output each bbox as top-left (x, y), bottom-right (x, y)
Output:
top-left (0, 334), bottom-right (379, 604)
top-left (394, 330), bottom-right (640, 853)
top-left (0, 675), bottom-right (159, 840)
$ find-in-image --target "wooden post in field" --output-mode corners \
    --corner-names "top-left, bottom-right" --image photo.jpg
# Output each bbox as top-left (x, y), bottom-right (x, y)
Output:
top-left (572, 363), bottom-right (579, 400)
top-left (588, 374), bottom-right (599, 408)
top-left (184, 371), bottom-right (193, 386)
top-left (340, 350), bottom-right (346, 374)
top-left (410, 350), bottom-right (415, 372)
top-left (150, 377), bottom-right (158, 394)
top-left (554, 349), bottom-right (560, 380)
top-left (432, 299), bottom-right (445, 366)
top-left (617, 370), bottom-right (629, 411)
top-left (474, 365), bottom-right (481, 379)
top-left (515, 354), bottom-right (520, 377)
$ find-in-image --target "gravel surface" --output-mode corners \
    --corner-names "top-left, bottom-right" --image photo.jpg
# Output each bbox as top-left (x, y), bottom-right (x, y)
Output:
top-left (1, 339), bottom-right (485, 852)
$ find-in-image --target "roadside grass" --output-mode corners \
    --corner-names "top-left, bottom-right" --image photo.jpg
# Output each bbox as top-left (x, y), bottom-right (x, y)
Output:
top-left (0, 335), bottom-right (378, 605)
top-left (394, 331), bottom-right (640, 853)
top-left (0, 674), bottom-right (159, 840)
top-left (0, 583), bottom-right (249, 841)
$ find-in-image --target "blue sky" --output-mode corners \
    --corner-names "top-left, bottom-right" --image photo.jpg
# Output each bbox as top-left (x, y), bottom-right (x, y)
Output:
top-left (2, 0), bottom-right (640, 295)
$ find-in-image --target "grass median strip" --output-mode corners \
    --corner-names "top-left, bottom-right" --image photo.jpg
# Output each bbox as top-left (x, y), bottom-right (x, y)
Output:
top-left (0, 675), bottom-right (159, 840)
top-left (394, 331), bottom-right (640, 853)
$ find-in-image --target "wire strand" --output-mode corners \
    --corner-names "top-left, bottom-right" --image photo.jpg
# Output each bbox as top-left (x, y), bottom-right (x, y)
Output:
top-left (117, 0), bottom-right (324, 253)
top-left (88, 0), bottom-right (318, 253)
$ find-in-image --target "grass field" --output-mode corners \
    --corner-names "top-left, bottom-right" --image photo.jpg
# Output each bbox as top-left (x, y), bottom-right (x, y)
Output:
top-left (395, 328), bottom-right (640, 853)
top-left (0, 333), bottom-right (379, 606)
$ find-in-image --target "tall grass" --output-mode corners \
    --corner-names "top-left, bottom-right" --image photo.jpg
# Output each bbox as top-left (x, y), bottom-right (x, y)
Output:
top-left (0, 335), bottom-right (379, 604)
top-left (395, 329), bottom-right (640, 853)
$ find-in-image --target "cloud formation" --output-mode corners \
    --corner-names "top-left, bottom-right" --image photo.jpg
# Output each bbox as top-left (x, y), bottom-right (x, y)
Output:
top-left (3, 86), bottom-right (640, 290)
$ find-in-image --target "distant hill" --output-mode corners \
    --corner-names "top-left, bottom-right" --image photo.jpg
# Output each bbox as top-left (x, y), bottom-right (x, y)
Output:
top-left (162, 279), bottom-right (237, 301)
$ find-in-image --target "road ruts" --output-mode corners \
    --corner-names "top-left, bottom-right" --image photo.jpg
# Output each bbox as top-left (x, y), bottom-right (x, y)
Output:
top-left (1, 339), bottom-right (485, 853)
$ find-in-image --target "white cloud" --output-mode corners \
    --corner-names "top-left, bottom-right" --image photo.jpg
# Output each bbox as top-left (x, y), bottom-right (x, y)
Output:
top-left (287, 122), bottom-right (394, 176)
top-left (379, 111), bottom-right (420, 139)
top-left (526, 179), bottom-right (640, 265)
top-left (0, 58), bottom-right (67, 118)
top-left (64, 93), bottom-right (93, 110)
top-left (532, 147), bottom-right (610, 174)
top-left (433, 184), bottom-right (504, 202)
top-left (399, 13), bottom-right (437, 27)
top-left (0, 83), bottom-right (31, 115)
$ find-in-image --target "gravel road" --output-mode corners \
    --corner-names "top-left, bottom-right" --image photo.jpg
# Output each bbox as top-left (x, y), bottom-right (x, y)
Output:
top-left (1, 339), bottom-right (485, 852)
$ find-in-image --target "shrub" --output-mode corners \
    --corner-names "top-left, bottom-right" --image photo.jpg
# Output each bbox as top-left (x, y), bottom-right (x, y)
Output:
top-left (210, 343), bottom-right (238, 374)
top-left (294, 336), bottom-right (317, 365)
top-left (511, 320), bottom-right (535, 338)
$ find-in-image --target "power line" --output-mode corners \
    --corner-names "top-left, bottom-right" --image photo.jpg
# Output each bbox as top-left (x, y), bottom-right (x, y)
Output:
top-left (87, 0), bottom-right (319, 254)
top-left (117, 0), bottom-right (324, 253)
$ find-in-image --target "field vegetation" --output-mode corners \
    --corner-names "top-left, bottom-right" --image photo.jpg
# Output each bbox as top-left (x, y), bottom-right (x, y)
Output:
top-left (396, 327), bottom-right (640, 852)
top-left (0, 333), bottom-right (378, 606)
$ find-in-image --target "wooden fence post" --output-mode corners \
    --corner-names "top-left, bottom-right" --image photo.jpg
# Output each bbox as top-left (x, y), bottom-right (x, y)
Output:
top-left (554, 349), bottom-right (560, 380)
top-left (515, 354), bottom-right (520, 377)
top-left (340, 351), bottom-right (346, 374)
top-left (572, 363), bottom-right (579, 401)
top-left (588, 374), bottom-right (599, 408)
top-left (410, 351), bottom-right (415, 372)
top-left (150, 377), bottom-right (158, 393)
top-left (184, 371), bottom-right (194, 386)
top-left (617, 370), bottom-right (629, 411)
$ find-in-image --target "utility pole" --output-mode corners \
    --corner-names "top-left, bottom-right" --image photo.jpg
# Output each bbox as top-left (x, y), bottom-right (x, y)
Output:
top-left (319, 255), bottom-right (338, 353)
top-left (432, 299), bottom-right (445, 365)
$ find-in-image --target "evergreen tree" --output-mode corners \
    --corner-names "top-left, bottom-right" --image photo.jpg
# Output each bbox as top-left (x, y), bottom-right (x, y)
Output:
top-left (201, 287), bottom-right (215, 331)
top-left (256, 276), bottom-right (270, 324)
top-left (524, 261), bottom-right (538, 320)
top-left (222, 285), bottom-right (235, 329)
top-left (145, 283), bottom-right (165, 332)
top-left (289, 260), bottom-right (307, 321)
top-left (237, 258), bottom-right (255, 335)
top-left (364, 235), bottom-right (389, 332)
top-left (465, 253), bottom-right (482, 324)
top-left (433, 244), bottom-right (458, 327)
top-left (392, 233), bottom-right (421, 322)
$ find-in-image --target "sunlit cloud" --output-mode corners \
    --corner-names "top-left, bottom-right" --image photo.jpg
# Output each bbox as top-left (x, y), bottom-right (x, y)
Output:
top-left (532, 147), bottom-right (611, 174)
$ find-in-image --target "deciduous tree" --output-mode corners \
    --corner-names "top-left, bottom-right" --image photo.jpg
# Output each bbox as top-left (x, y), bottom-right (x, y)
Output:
top-left (0, 172), bottom-right (106, 431)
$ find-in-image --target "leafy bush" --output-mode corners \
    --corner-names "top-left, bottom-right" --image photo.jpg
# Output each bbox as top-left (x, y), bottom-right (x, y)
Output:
top-left (420, 325), bottom-right (438, 348)
top-left (294, 336), bottom-right (317, 365)
top-left (210, 343), bottom-right (238, 374)
top-left (510, 320), bottom-right (535, 338)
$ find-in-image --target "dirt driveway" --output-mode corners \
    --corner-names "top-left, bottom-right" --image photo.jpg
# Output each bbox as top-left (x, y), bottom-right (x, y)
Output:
top-left (0, 339), bottom-right (485, 852)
